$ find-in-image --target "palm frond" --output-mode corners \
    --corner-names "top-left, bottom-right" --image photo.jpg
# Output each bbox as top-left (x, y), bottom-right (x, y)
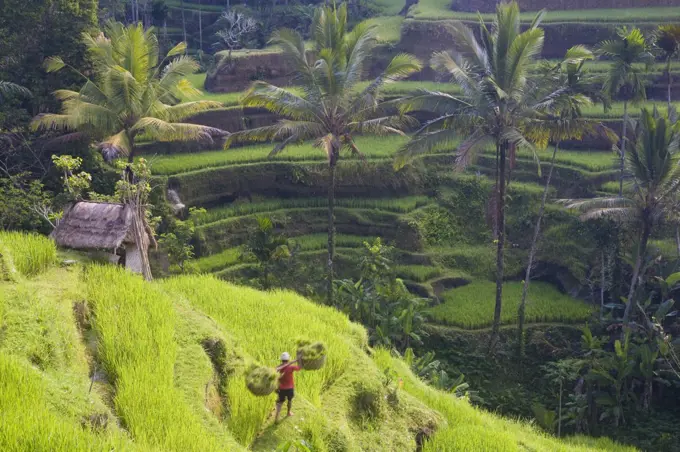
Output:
top-left (394, 127), bottom-right (462, 169)
top-left (98, 130), bottom-right (132, 161)
top-left (559, 197), bottom-right (635, 211)
top-left (0, 81), bottom-right (31, 100)
top-left (431, 51), bottom-right (478, 97)
top-left (241, 81), bottom-right (322, 121)
top-left (154, 100), bottom-right (224, 121)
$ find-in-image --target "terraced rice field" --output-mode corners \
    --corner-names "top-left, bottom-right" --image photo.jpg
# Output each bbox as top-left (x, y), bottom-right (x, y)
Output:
top-left (194, 196), bottom-right (430, 225)
top-left (409, 1), bottom-right (680, 22)
top-left (426, 281), bottom-right (594, 329)
top-left (149, 135), bottom-right (410, 175)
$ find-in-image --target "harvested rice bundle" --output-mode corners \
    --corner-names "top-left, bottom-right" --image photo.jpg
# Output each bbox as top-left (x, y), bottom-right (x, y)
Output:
top-left (245, 364), bottom-right (278, 396)
top-left (296, 339), bottom-right (327, 370)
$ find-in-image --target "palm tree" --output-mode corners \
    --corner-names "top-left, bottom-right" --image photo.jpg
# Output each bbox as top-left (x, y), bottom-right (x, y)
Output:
top-left (33, 22), bottom-right (225, 163)
top-left (242, 216), bottom-right (290, 290)
top-left (0, 81), bottom-right (31, 101)
top-left (517, 46), bottom-right (607, 355)
top-left (228, 3), bottom-right (421, 305)
top-left (562, 108), bottom-right (680, 324)
top-left (597, 27), bottom-right (654, 197)
top-left (395, 1), bottom-right (549, 348)
top-left (653, 25), bottom-right (680, 110)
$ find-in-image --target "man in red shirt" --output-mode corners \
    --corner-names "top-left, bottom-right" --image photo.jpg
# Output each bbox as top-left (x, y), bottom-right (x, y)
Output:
top-left (275, 351), bottom-right (301, 422)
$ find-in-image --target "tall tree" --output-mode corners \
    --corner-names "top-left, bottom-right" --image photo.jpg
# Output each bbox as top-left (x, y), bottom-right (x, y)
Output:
top-left (562, 108), bottom-right (680, 324)
top-left (228, 3), bottom-right (421, 305)
top-left (0, 0), bottom-right (97, 129)
top-left (653, 24), bottom-right (680, 110)
top-left (597, 27), bottom-right (654, 197)
top-left (395, 1), bottom-right (549, 348)
top-left (33, 22), bottom-right (225, 163)
top-left (517, 46), bottom-right (606, 356)
top-left (653, 25), bottom-right (680, 257)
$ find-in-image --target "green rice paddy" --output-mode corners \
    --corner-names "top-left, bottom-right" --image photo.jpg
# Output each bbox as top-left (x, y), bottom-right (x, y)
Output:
top-left (195, 196), bottom-right (429, 225)
top-left (409, 1), bottom-right (680, 23)
top-left (426, 281), bottom-right (594, 329)
top-left (149, 135), bottom-right (409, 175)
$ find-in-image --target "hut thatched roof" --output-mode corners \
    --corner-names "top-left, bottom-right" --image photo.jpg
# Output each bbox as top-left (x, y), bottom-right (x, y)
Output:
top-left (51, 202), bottom-right (137, 250)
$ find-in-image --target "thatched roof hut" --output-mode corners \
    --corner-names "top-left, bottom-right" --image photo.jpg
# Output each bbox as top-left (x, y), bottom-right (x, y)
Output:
top-left (51, 201), bottom-right (149, 274)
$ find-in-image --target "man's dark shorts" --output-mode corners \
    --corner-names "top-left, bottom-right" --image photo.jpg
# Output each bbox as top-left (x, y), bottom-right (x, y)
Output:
top-left (277, 388), bottom-right (294, 404)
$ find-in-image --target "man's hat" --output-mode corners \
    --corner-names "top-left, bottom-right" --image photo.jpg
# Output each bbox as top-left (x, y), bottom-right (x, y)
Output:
top-left (280, 352), bottom-right (291, 361)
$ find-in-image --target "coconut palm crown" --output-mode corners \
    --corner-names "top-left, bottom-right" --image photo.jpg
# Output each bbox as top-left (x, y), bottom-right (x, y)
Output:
top-left (33, 22), bottom-right (225, 162)
top-left (563, 107), bottom-right (680, 323)
top-left (597, 27), bottom-right (654, 196)
top-left (395, 1), bottom-right (554, 347)
top-left (229, 3), bottom-right (422, 304)
top-left (652, 24), bottom-right (680, 108)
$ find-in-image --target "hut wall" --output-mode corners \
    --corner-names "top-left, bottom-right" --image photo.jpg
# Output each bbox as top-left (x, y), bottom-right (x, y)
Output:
top-left (125, 243), bottom-right (143, 274)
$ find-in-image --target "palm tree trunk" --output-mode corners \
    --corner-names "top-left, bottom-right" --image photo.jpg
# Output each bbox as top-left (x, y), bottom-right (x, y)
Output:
top-left (518, 142), bottom-right (559, 356)
top-left (558, 379), bottom-right (563, 438)
top-left (127, 130), bottom-right (137, 164)
top-left (198, 0), bottom-right (203, 53)
top-left (623, 219), bottom-right (652, 324)
top-left (263, 264), bottom-right (269, 290)
top-left (491, 142), bottom-right (507, 350)
top-left (619, 100), bottom-right (628, 197)
top-left (667, 56), bottom-right (673, 111)
top-left (326, 161), bottom-right (337, 306)
top-left (600, 250), bottom-right (606, 321)
top-left (181, 0), bottom-right (188, 52)
top-left (643, 376), bottom-right (652, 412)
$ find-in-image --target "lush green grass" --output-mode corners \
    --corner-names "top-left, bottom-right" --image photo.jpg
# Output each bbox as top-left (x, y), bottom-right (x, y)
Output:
top-left (433, 244), bottom-right (526, 280)
top-left (162, 276), bottom-right (361, 446)
top-left (183, 73), bottom-right (243, 106)
top-left (195, 247), bottom-right (242, 273)
top-left (578, 60), bottom-right (680, 74)
top-left (395, 265), bottom-right (443, 282)
top-left (426, 281), bottom-right (594, 329)
top-left (294, 233), bottom-right (376, 251)
top-left (87, 266), bottom-right (238, 451)
top-left (0, 263), bottom-right (133, 450)
top-left (150, 135), bottom-right (409, 175)
top-left (374, 0), bottom-right (405, 16)
top-left (194, 234), bottom-right (374, 273)
top-left (0, 355), bottom-right (132, 451)
top-left (372, 349), bottom-right (636, 452)
top-left (0, 231), bottom-right (56, 278)
top-left (650, 239), bottom-right (679, 260)
top-left (531, 148), bottom-right (617, 172)
top-left (166, 0), bottom-right (223, 13)
top-left (195, 196), bottom-right (429, 225)
top-left (410, 2), bottom-right (680, 23)
top-left (364, 16), bottom-right (404, 43)
top-left (0, 258), bottom-right (631, 451)
top-left (581, 102), bottom-right (680, 119)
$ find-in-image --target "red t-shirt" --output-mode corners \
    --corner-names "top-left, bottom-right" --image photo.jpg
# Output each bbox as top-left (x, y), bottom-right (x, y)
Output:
top-left (278, 363), bottom-right (300, 390)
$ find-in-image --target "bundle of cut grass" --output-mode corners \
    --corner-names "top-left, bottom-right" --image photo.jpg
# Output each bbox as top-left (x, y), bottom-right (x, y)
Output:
top-left (296, 339), bottom-right (327, 370)
top-left (245, 364), bottom-right (278, 396)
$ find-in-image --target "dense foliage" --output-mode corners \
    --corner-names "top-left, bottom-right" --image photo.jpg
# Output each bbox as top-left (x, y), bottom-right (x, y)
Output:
top-left (2, 0), bottom-right (680, 450)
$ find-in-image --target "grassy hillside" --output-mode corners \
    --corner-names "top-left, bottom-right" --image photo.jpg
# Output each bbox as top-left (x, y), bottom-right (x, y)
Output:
top-left (0, 233), bottom-right (635, 451)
